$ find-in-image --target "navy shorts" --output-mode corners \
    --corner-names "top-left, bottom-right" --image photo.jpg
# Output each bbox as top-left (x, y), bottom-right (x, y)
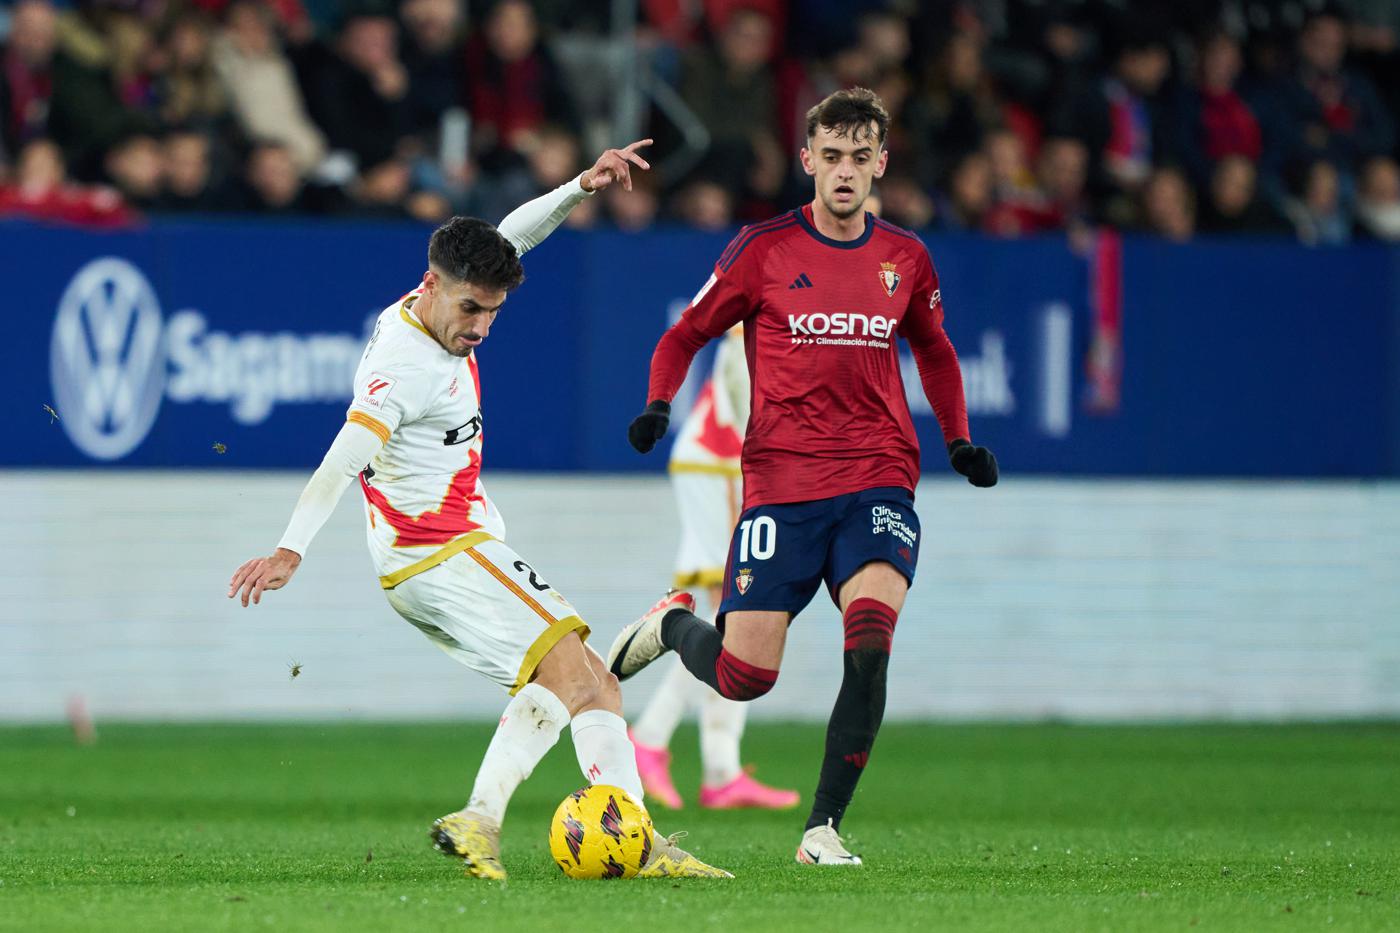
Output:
top-left (717, 486), bottom-right (920, 623)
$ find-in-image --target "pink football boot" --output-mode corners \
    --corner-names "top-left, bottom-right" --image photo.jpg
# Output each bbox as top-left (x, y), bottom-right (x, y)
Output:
top-left (699, 768), bottom-right (800, 810)
top-left (630, 731), bottom-right (684, 809)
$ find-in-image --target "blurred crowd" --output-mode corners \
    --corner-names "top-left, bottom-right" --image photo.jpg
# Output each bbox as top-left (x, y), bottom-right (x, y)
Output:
top-left (3, 0), bottom-right (1400, 243)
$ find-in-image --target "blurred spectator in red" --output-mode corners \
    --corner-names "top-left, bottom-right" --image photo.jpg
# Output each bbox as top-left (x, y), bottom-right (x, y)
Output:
top-left (982, 127), bottom-right (1057, 236)
top-left (103, 132), bottom-right (162, 210)
top-left (679, 6), bottom-right (779, 196)
top-left (1138, 166), bottom-right (1195, 242)
top-left (156, 10), bottom-right (227, 130)
top-left (1283, 158), bottom-right (1351, 246)
top-left (671, 177), bottom-right (734, 231)
top-left (0, 136), bottom-right (133, 226)
top-left (1036, 135), bottom-right (1090, 229)
top-left (1176, 31), bottom-right (1263, 187)
top-left (935, 150), bottom-right (993, 231)
top-left (1280, 10), bottom-right (1394, 172)
top-left (1, 0), bottom-right (58, 156)
top-left (399, 0), bottom-right (466, 139)
top-left (300, 9), bottom-right (412, 174)
top-left (465, 0), bottom-right (575, 157)
top-left (211, 0), bottom-right (326, 174)
top-left (157, 128), bottom-right (235, 212)
top-left (1052, 23), bottom-right (1173, 209)
top-left (906, 28), bottom-right (1002, 188)
top-left (876, 173), bottom-right (934, 229)
top-left (1198, 154), bottom-right (1288, 235)
top-left (1354, 156), bottom-right (1400, 241)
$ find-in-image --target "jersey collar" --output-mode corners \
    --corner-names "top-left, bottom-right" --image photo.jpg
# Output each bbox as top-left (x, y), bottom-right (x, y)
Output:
top-left (794, 204), bottom-right (875, 250)
top-left (399, 294), bottom-right (435, 341)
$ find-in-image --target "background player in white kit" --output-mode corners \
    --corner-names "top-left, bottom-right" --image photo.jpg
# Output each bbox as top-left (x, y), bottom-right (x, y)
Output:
top-left (227, 140), bottom-right (728, 881)
top-left (630, 327), bottom-right (799, 810)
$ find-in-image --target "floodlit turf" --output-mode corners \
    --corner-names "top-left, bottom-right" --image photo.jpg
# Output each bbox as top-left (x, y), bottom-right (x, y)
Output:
top-left (2, 723), bottom-right (1397, 932)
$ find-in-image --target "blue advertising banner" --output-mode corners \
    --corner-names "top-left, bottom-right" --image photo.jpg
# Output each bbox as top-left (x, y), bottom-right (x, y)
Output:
top-left (6, 218), bottom-right (1397, 476)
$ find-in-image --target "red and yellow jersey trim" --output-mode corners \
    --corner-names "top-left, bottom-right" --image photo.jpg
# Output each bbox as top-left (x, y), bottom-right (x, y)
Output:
top-left (359, 448), bottom-right (484, 548)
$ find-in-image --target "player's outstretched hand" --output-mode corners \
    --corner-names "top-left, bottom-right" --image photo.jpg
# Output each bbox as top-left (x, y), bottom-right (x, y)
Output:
top-left (628, 400), bottom-right (671, 453)
top-left (948, 439), bottom-right (999, 487)
top-left (581, 139), bottom-right (652, 193)
top-left (227, 547), bottom-right (303, 607)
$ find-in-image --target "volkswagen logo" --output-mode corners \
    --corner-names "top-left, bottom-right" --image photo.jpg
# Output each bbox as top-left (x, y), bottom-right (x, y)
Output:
top-left (49, 258), bottom-right (166, 460)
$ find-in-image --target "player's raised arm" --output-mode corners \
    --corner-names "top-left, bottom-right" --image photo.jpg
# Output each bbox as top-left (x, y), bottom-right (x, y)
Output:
top-left (628, 234), bottom-right (759, 453)
top-left (899, 248), bottom-right (998, 487)
top-left (496, 139), bottom-right (652, 254)
top-left (227, 420), bottom-right (385, 606)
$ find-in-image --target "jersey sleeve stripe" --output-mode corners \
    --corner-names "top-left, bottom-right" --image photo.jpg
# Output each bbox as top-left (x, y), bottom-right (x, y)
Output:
top-left (716, 213), bottom-right (793, 269)
top-left (347, 411), bottom-right (391, 443)
top-left (719, 216), bottom-right (798, 272)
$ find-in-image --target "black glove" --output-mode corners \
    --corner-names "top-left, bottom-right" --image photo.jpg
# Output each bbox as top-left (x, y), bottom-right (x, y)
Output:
top-left (628, 400), bottom-right (671, 453)
top-left (948, 438), bottom-right (998, 487)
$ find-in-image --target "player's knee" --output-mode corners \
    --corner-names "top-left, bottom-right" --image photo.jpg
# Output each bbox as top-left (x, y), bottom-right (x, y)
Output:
top-left (594, 669), bottom-right (622, 710)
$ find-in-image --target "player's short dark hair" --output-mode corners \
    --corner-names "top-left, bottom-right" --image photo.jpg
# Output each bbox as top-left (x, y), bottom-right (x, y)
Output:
top-left (428, 216), bottom-right (525, 293)
top-left (805, 87), bottom-right (890, 149)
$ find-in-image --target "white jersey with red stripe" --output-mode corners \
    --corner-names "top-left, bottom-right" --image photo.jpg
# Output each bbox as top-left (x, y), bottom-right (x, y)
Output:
top-left (347, 286), bottom-right (504, 581)
top-left (668, 326), bottom-right (748, 472)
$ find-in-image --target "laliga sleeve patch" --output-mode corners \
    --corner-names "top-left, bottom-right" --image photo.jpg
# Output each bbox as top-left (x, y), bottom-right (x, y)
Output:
top-left (358, 372), bottom-right (397, 409)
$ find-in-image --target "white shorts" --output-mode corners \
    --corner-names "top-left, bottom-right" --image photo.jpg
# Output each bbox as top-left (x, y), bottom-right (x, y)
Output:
top-left (383, 534), bottom-right (589, 695)
top-left (670, 467), bottom-right (742, 589)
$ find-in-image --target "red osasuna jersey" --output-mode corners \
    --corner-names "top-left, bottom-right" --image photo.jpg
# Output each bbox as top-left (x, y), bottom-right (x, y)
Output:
top-left (647, 205), bottom-right (970, 510)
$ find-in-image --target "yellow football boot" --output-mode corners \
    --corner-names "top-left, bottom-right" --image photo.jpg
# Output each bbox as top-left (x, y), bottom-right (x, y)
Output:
top-left (430, 811), bottom-right (507, 880)
top-left (636, 831), bottom-right (733, 879)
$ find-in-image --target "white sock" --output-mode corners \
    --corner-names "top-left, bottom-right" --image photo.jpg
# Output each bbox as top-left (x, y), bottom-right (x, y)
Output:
top-left (699, 686), bottom-right (746, 786)
top-left (571, 708), bottom-right (645, 803)
top-left (465, 683), bottom-right (569, 824)
top-left (630, 656), bottom-right (701, 749)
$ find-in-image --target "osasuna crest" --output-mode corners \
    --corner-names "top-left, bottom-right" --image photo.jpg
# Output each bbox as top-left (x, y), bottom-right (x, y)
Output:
top-left (735, 568), bottom-right (754, 595)
top-left (878, 261), bottom-right (901, 298)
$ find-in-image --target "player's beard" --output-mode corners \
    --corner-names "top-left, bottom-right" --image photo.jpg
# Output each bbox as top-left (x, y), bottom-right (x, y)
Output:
top-left (823, 183), bottom-right (867, 219)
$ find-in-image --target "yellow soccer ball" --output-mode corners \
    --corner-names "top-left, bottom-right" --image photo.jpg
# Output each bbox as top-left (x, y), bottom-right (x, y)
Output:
top-left (549, 784), bottom-right (653, 879)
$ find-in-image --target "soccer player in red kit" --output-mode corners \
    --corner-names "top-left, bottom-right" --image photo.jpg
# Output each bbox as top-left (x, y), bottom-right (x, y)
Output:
top-left (608, 88), bottom-right (999, 866)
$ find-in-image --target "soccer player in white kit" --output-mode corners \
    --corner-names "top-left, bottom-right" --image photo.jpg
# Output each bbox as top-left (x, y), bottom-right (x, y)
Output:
top-left (227, 140), bottom-right (728, 881)
top-left (630, 328), bottom-right (799, 810)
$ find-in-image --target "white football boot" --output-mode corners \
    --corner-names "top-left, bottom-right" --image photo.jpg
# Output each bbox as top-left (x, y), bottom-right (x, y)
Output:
top-left (607, 590), bottom-right (696, 681)
top-left (795, 820), bottom-right (862, 866)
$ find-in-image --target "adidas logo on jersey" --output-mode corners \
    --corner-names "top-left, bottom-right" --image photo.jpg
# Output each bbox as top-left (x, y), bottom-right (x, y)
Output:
top-left (788, 273), bottom-right (814, 290)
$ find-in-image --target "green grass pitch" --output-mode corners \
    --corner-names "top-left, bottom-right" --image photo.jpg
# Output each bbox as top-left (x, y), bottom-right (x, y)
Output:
top-left (2, 722), bottom-right (1397, 931)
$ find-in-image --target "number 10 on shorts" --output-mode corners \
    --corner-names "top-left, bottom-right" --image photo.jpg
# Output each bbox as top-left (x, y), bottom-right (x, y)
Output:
top-left (738, 517), bottom-right (776, 561)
